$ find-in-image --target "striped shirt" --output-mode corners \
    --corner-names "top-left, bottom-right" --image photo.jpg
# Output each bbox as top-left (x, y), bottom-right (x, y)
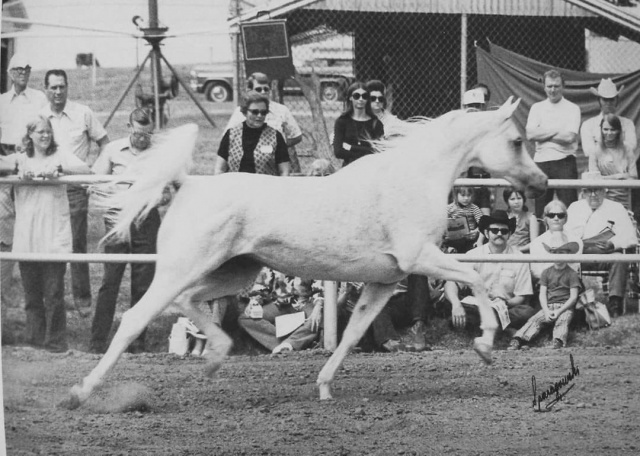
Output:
top-left (446, 202), bottom-right (483, 230)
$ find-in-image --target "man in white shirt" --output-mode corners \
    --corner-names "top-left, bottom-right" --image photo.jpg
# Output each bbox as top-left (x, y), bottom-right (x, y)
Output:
top-left (41, 69), bottom-right (110, 310)
top-left (0, 53), bottom-right (47, 310)
top-left (580, 78), bottom-right (637, 160)
top-left (225, 72), bottom-right (303, 172)
top-left (526, 69), bottom-right (582, 217)
top-left (565, 172), bottom-right (638, 317)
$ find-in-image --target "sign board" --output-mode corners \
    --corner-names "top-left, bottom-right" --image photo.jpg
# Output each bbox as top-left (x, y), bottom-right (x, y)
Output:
top-left (241, 20), bottom-right (295, 80)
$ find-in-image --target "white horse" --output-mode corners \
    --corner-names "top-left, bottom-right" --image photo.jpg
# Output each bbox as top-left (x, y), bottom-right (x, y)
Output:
top-left (62, 97), bottom-right (547, 409)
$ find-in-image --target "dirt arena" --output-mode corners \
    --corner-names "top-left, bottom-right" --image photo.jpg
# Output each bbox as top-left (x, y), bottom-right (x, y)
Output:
top-left (3, 341), bottom-right (639, 455)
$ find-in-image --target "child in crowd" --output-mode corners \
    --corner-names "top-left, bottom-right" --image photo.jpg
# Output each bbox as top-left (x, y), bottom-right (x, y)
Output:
top-left (508, 238), bottom-right (580, 350)
top-left (504, 188), bottom-right (539, 253)
top-left (445, 186), bottom-right (484, 253)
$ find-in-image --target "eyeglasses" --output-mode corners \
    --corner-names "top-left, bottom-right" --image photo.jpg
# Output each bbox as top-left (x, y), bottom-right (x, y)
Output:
top-left (583, 188), bottom-right (604, 195)
top-left (545, 212), bottom-right (567, 220)
top-left (253, 87), bottom-right (270, 93)
top-left (131, 130), bottom-right (153, 139)
top-left (248, 109), bottom-right (268, 116)
top-left (488, 228), bottom-right (510, 235)
top-left (11, 67), bottom-right (30, 74)
top-left (351, 92), bottom-right (369, 101)
top-left (370, 95), bottom-right (385, 103)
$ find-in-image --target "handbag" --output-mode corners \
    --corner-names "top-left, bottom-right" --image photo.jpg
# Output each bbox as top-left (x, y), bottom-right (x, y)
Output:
top-left (576, 290), bottom-right (611, 330)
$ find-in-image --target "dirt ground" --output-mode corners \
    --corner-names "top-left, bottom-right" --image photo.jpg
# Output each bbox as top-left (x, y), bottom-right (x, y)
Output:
top-left (3, 340), bottom-right (639, 455)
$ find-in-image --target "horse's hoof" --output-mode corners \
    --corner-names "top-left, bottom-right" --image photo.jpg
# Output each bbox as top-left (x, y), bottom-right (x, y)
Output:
top-left (57, 388), bottom-right (82, 410)
top-left (203, 349), bottom-right (227, 378)
top-left (318, 383), bottom-right (333, 401)
top-left (473, 338), bottom-right (493, 365)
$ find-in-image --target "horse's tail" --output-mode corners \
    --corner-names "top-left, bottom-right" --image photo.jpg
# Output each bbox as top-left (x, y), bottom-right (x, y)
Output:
top-left (93, 123), bottom-right (198, 244)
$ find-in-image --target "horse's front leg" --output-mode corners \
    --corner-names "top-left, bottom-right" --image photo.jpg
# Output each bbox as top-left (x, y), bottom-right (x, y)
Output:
top-left (317, 282), bottom-right (398, 400)
top-left (405, 244), bottom-right (498, 364)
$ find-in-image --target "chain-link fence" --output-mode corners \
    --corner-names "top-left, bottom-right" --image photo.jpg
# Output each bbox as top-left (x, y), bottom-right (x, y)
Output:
top-left (232, 6), bottom-right (640, 172)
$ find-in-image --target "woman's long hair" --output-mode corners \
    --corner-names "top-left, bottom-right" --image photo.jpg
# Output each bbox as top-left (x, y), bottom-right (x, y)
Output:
top-left (503, 187), bottom-right (529, 213)
top-left (598, 113), bottom-right (635, 170)
top-left (340, 81), bottom-right (375, 119)
top-left (21, 115), bottom-right (58, 157)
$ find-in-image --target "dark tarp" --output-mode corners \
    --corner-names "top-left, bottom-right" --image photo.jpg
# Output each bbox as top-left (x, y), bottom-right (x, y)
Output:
top-left (476, 42), bottom-right (640, 156)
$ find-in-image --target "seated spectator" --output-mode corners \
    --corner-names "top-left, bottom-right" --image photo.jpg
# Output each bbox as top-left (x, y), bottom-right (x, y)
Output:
top-left (88, 108), bottom-right (163, 354)
top-left (365, 79), bottom-right (403, 137)
top-left (529, 200), bottom-right (583, 281)
top-left (504, 188), bottom-right (539, 253)
top-left (238, 268), bottom-right (323, 353)
top-left (444, 210), bottom-right (535, 335)
top-left (445, 186), bottom-right (483, 253)
top-left (565, 172), bottom-right (638, 317)
top-left (588, 113), bottom-right (637, 210)
top-left (0, 115), bottom-right (91, 352)
top-left (509, 239), bottom-right (581, 350)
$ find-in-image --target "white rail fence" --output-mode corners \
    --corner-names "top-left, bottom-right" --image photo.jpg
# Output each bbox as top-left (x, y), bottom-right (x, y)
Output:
top-left (1, 176), bottom-right (638, 350)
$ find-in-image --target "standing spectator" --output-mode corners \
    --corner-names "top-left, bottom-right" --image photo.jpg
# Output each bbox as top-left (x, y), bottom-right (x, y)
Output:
top-left (509, 238), bottom-right (581, 351)
top-left (0, 54), bottom-right (48, 309)
top-left (41, 69), bottom-right (110, 311)
top-left (472, 83), bottom-right (492, 109)
top-left (88, 108), bottom-right (160, 354)
top-left (225, 72), bottom-right (302, 172)
top-left (504, 188), bottom-right (539, 253)
top-left (333, 82), bottom-right (384, 167)
top-left (0, 115), bottom-right (90, 352)
top-left (526, 69), bottom-right (581, 217)
top-left (462, 88), bottom-right (485, 111)
top-left (580, 78), bottom-right (637, 162)
top-left (444, 210), bottom-right (535, 334)
top-left (587, 114), bottom-right (637, 210)
top-left (365, 79), bottom-right (403, 137)
top-left (565, 172), bottom-right (637, 317)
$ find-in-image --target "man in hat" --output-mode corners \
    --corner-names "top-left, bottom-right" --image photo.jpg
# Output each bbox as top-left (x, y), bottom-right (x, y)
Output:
top-left (462, 88), bottom-right (485, 111)
top-left (444, 210), bottom-right (535, 334)
top-left (41, 69), bottom-right (110, 311)
top-left (526, 69), bottom-right (581, 217)
top-left (0, 53), bottom-right (47, 311)
top-left (580, 78), bottom-right (637, 160)
top-left (565, 172), bottom-right (637, 317)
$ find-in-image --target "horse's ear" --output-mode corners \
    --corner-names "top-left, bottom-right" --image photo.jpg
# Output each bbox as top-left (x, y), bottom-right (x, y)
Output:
top-left (498, 96), bottom-right (521, 119)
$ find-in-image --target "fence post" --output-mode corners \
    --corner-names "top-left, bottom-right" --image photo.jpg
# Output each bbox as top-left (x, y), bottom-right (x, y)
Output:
top-left (323, 280), bottom-right (338, 351)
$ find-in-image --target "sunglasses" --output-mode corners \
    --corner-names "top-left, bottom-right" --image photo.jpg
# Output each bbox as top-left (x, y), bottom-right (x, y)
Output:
top-left (247, 109), bottom-right (268, 116)
top-left (487, 227), bottom-right (510, 235)
top-left (351, 92), bottom-right (369, 101)
top-left (253, 87), bottom-right (270, 93)
top-left (546, 212), bottom-right (567, 220)
top-left (11, 67), bottom-right (31, 74)
top-left (370, 95), bottom-right (385, 103)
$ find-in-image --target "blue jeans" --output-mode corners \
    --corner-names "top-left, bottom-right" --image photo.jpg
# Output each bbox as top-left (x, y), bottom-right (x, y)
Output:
top-left (67, 186), bottom-right (91, 301)
top-left (534, 155), bottom-right (578, 218)
top-left (89, 208), bottom-right (160, 353)
top-left (20, 261), bottom-right (67, 351)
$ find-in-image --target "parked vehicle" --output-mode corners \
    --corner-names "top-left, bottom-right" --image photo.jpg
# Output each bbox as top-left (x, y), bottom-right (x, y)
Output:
top-left (189, 60), bottom-right (354, 103)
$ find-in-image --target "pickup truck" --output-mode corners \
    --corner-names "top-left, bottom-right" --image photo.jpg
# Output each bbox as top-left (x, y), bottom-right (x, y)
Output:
top-left (189, 61), bottom-right (354, 103)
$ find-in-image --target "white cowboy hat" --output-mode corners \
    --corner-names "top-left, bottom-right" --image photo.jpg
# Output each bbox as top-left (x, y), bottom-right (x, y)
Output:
top-left (8, 53), bottom-right (30, 70)
top-left (462, 89), bottom-right (485, 106)
top-left (589, 78), bottom-right (623, 99)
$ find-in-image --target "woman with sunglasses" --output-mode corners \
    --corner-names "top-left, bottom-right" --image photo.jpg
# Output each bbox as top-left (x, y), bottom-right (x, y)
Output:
top-left (215, 90), bottom-right (290, 176)
top-left (365, 79), bottom-right (402, 137)
top-left (529, 200), bottom-right (583, 280)
top-left (332, 81), bottom-right (384, 167)
top-left (588, 113), bottom-right (637, 210)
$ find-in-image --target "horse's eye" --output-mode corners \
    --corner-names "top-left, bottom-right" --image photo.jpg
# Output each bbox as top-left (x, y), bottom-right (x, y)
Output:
top-left (513, 139), bottom-right (523, 149)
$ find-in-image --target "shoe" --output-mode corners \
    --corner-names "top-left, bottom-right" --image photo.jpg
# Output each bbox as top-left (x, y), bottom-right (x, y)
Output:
top-left (272, 342), bottom-right (293, 354)
top-left (507, 339), bottom-right (521, 351)
top-left (406, 321), bottom-right (429, 352)
top-left (382, 339), bottom-right (406, 353)
top-left (552, 339), bottom-right (563, 350)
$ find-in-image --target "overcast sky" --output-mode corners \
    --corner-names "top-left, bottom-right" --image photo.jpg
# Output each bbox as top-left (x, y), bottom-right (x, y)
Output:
top-left (4, 0), bottom-right (234, 68)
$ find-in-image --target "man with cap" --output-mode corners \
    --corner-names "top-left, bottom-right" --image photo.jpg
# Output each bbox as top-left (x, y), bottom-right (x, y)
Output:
top-left (565, 172), bottom-right (638, 317)
top-left (526, 69), bottom-right (581, 218)
top-left (0, 53), bottom-right (47, 311)
top-left (462, 88), bottom-right (485, 111)
top-left (444, 210), bottom-right (535, 334)
top-left (580, 78), bottom-right (637, 160)
top-left (40, 69), bottom-right (110, 311)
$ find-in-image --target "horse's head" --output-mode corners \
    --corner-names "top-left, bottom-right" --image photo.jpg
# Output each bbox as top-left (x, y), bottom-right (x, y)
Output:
top-left (469, 97), bottom-right (547, 197)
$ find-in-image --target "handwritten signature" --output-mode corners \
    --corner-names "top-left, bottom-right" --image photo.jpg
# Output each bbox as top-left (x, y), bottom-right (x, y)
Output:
top-left (531, 354), bottom-right (580, 412)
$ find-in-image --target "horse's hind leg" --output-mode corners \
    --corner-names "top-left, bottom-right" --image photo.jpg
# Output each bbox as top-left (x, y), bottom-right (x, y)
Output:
top-left (317, 282), bottom-right (397, 400)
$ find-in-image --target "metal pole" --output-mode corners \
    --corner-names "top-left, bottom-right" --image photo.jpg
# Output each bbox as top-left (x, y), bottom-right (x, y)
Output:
top-left (460, 13), bottom-right (468, 108)
top-left (323, 281), bottom-right (338, 351)
top-left (104, 51), bottom-right (151, 128)
top-left (151, 47), bottom-right (162, 128)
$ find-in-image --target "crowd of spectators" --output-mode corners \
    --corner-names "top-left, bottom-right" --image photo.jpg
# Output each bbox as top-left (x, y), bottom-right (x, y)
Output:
top-left (1, 55), bottom-right (638, 355)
